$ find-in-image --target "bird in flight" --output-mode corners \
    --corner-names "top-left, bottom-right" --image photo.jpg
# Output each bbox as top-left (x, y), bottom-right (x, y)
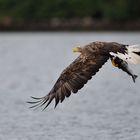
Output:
top-left (28, 41), bottom-right (140, 110)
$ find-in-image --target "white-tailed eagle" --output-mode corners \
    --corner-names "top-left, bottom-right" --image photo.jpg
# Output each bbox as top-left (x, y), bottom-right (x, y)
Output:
top-left (28, 42), bottom-right (140, 110)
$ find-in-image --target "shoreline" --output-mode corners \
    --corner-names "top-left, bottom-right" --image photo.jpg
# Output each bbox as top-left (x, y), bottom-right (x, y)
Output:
top-left (0, 18), bottom-right (140, 31)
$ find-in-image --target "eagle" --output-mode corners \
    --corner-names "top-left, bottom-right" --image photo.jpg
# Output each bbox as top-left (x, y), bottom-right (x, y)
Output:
top-left (28, 41), bottom-right (140, 110)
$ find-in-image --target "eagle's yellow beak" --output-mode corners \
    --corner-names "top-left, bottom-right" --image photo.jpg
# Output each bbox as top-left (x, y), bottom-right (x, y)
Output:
top-left (72, 47), bottom-right (81, 53)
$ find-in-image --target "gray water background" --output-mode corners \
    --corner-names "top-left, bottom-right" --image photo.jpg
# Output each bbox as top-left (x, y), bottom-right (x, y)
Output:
top-left (0, 32), bottom-right (140, 140)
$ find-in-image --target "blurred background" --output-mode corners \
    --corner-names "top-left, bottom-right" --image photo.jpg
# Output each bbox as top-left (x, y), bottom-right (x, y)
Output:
top-left (0, 0), bottom-right (140, 31)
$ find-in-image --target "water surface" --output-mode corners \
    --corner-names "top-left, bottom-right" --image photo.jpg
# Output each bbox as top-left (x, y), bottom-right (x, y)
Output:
top-left (0, 32), bottom-right (140, 140)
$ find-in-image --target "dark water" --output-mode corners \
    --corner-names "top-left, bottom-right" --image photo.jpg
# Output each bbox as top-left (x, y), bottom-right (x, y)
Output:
top-left (0, 32), bottom-right (140, 140)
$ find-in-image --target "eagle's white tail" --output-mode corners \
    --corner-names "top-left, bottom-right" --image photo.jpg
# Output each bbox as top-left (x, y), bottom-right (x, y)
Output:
top-left (110, 44), bottom-right (140, 64)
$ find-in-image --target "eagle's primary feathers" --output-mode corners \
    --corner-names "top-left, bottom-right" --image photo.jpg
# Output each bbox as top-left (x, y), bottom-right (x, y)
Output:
top-left (28, 42), bottom-right (140, 110)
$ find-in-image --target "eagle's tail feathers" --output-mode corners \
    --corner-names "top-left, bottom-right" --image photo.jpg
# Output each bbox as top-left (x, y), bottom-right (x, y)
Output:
top-left (110, 44), bottom-right (140, 64)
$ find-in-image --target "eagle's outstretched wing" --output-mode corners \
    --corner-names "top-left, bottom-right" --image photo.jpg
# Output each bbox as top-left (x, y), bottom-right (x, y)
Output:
top-left (28, 54), bottom-right (109, 109)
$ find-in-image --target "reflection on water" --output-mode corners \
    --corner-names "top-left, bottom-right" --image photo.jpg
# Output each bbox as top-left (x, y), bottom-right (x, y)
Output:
top-left (0, 32), bottom-right (140, 140)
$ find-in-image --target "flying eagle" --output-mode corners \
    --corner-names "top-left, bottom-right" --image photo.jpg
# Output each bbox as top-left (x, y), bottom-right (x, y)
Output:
top-left (28, 42), bottom-right (140, 109)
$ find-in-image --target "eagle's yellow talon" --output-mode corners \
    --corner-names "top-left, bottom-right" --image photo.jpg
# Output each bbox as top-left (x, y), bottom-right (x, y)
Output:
top-left (111, 58), bottom-right (118, 67)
